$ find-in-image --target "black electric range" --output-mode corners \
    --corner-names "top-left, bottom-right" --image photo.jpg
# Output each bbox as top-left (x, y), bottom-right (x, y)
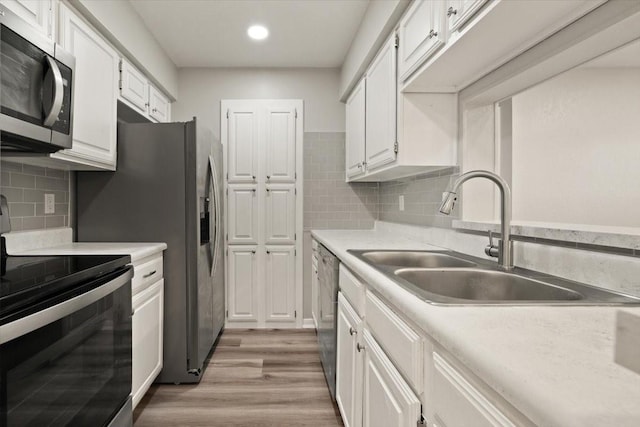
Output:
top-left (0, 252), bottom-right (131, 325)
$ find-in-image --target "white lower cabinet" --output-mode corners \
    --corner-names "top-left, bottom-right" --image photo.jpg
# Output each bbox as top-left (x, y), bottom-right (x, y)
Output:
top-left (311, 242), bottom-right (319, 328)
top-left (336, 265), bottom-right (533, 427)
top-left (132, 279), bottom-right (164, 409)
top-left (336, 293), bottom-right (364, 427)
top-left (362, 329), bottom-right (421, 427)
top-left (264, 246), bottom-right (296, 322)
top-left (227, 245), bottom-right (259, 322)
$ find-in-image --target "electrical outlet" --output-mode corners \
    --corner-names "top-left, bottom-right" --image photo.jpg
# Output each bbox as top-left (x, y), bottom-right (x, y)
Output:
top-left (44, 193), bottom-right (55, 214)
top-left (399, 195), bottom-right (405, 211)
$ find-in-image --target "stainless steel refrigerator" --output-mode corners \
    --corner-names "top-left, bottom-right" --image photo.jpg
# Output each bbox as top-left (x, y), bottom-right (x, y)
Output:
top-left (76, 118), bottom-right (224, 384)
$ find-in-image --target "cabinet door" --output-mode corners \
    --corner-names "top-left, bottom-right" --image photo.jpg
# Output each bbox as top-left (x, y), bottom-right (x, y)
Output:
top-left (362, 329), bottom-right (421, 427)
top-left (265, 184), bottom-right (296, 244)
top-left (431, 352), bottom-right (518, 427)
top-left (227, 184), bottom-right (259, 244)
top-left (365, 35), bottom-right (397, 172)
top-left (227, 107), bottom-right (259, 183)
top-left (337, 293), bottom-right (363, 427)
top-left (119, 59), bottom-right (149, 115)
top-left (447, 0), bottom-right (488, 32)
top-left (149, 85), bottom-right (170, 122)
top-left (264, 246), bottom-right (296, 323)
top-left (311, 254), bottom-right (319, 328)
top-left (227, 246), bottom-right (259, 322)
top-left (132, 279), bottom-right (164, 409)
top-left (398, 0), bottom-right (446, 82)
top-left (55, 4), bottom-right (118, 169)
top-left (265, 106), bottom-right (296, 183)
top-left (346, 78), bottom-right (366, 179)
top-left (0, 0), bottom-right (51, 37)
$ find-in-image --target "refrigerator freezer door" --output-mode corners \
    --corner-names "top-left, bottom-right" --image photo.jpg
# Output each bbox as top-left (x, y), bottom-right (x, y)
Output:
top-left (186, 119), bottom-right (225, 375)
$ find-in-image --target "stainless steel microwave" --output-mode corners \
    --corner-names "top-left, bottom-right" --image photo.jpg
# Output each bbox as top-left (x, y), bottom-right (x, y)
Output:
top-left (0, 6), bottom-right (75, 154)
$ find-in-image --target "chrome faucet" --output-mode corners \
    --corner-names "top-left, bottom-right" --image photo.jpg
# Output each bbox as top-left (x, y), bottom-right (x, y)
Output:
top-left (439, 170), bottom-right (513, 270)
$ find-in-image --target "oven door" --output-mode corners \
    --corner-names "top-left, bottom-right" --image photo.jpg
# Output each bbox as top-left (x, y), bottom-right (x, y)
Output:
top-left (0, 7), bottom-right (74, 153)
top-left (0, 267), bottom-right (133, 427)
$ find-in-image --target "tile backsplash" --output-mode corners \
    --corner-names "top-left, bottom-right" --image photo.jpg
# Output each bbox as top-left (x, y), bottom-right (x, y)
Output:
top-left (379, 167), bottom-right (460, 228)
top-left (304, 132), bottom-right (378, 230)
top-left (0, 160), bottom-right (70, 231)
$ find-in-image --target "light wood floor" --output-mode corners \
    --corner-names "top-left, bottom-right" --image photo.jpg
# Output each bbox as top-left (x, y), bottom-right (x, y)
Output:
top-left (134, 329), bottom-right (343, 426)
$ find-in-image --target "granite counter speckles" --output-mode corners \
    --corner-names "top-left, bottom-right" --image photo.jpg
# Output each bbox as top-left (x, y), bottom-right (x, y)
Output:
top-left (311, 226), bottom-right (640, 427)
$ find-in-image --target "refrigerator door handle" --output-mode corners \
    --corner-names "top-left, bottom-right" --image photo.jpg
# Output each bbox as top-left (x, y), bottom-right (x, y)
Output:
top-left (209, 155), bottom-right (221, 277)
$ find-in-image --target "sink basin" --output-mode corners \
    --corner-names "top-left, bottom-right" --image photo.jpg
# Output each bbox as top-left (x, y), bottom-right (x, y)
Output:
top-left (395, 269), bottom-right (583, 302)
top-left (347, 248), bottom-right (640, 305)
top-left (360, 251), bottom-right (476, 268)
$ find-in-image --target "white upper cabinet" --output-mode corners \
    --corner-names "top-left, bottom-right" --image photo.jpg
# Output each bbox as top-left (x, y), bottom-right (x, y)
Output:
top-left (227, 107), bottom-right (259, 183)
top-left (265, 106), bottom-right (297, 183)
top-left (54, 3), bottom-right (118, 170)
top-left (446, 0), bottom-right (488, 33)
top-left (120, 59), bottom-right (149, 114)
top-left (345, 31), bottom-right (457, 183)
top-left (264, 246), bottom-right (296, 323)
top-left (149, 84), bottom-right (170, 122)
top-left (0, 0), bottom-right (53, 38)
top-left (398, 0), bottom-right (446, 82)
top-left (365, 34), bottom-right (397, 172)
top-left (265, 184), bottom-right (296, 245)
top-left (345, 78), bottom-right (366, 180)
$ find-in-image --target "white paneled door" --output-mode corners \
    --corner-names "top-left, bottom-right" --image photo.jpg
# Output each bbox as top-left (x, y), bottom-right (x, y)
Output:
top-left (222, 100), bottom-right (303, 328)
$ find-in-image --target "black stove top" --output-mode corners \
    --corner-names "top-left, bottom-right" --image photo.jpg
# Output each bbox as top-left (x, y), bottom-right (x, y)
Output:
top-left (1, 252), bottom-right (131, 323)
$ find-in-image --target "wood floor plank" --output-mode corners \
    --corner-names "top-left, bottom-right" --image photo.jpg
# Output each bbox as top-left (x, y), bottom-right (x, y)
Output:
top-left (134, 329), bottom-right (343, 427)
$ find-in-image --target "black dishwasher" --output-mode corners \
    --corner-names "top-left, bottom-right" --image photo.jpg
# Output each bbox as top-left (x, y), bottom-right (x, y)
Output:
top-left (317, 243), bottom-right (339, 401)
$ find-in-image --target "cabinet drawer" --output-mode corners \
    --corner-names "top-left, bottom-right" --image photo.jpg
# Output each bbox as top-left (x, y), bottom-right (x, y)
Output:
top-left (339, 265), bottom-right (365, 316)
top-left (132, 254), bottom-right (163, 295)
top-left (432, 352), bottom-right (518, 427)
top-left (365, 291), bottom-right (423, 392)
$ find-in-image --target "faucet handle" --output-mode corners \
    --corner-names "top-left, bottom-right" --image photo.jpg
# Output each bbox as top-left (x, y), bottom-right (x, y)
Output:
top-left (485, 230), bottom-right (500, 258)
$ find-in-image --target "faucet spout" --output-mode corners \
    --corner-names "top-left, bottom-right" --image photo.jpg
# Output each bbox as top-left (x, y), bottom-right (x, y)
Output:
top-left (439, 170), bottom-right (513, 270)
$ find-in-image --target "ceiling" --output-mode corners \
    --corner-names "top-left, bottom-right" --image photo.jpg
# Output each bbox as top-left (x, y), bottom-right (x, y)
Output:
top-left (130, 0), bottom-right (370, 68)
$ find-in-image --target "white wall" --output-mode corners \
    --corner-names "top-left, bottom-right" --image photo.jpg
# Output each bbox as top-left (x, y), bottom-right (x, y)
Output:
top-left (511, 67), bottom-right (640, 227)
top-left (173, 68), bottom-right (345, 136)
top-left (72, 0), bottom-right (178, 99)
top-left (339, 0), bottom-right (409, 100)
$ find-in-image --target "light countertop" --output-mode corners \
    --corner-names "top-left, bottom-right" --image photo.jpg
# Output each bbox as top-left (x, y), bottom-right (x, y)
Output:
top-left (311, 228), bottom-right (640, 427)
top-left (13, 242), bottom-right (167, 263)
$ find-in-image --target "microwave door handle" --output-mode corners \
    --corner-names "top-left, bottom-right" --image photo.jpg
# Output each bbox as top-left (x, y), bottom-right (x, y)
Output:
top-left (43, 56), bottom-right (64, 127)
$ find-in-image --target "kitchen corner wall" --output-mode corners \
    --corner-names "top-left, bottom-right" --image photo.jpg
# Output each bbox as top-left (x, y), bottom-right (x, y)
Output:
top-left (0, 161), bottom-right (70, 231)
top-left (304, 132), bottom-right (378, 231)
top-left (378, 167), bottom-right (460, 228)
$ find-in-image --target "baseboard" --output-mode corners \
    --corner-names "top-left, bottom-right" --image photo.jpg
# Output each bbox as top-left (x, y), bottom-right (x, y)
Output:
top-left (303, 318), bottom-right (316, 329)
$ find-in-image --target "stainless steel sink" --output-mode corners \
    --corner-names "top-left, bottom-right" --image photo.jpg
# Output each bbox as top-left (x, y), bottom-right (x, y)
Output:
top-left (360, 251), bottom-right (476, 268)
top-left (395, 269), bottom-right (582, 302)
top-left (347, 249), bottom-right (640, 306)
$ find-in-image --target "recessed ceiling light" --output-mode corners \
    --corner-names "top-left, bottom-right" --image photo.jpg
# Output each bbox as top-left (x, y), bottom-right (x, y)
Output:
top-left (248, 25), bottom-right (269, 41)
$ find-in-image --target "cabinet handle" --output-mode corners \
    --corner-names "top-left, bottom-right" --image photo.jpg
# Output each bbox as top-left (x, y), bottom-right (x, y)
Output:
top-left (252, 175), bottom-right (256, 180)
top-left (266, 249), bottom-right (271, 254)
top-left (252, 189), bottom-right (256, 193)
top-left (266, 175), bottom-right (271, 180)
top-left (251, 250), bottom-right (256, 254)
top-left (349, 327), bottom-right (357, 336)
top-left (356, 343), bottom-right (365, 352)
top-left (428, 29), bottom-right (438, 39)
top-left (152, 107), bottom-right (158, 113)
top-left (266, 188), bottom-right (270, 193)
top-left (143, 270), bottom-right (157, 279)
top-left (447, 6), bottom-right (457, 17)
